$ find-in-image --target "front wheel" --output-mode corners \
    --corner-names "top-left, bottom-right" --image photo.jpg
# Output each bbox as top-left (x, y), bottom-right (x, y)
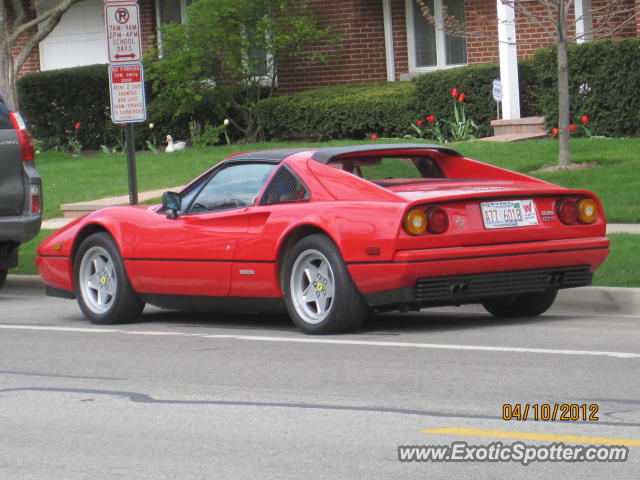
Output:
top-left (283, 234), bottom-right (367, 334)
top-left (74, 232), bottom-right (144, 324)
top-left (482, 288), bottom-right (558, 318)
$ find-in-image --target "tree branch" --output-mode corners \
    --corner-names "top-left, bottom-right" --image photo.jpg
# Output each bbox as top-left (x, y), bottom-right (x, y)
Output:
top-left (9, 0), bottom-right (82, 44)
top-left (10, 0), bottom-right (26, 33)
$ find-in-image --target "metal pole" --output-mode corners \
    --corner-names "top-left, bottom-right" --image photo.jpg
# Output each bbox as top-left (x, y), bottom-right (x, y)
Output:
top-left (125, 123), bottom-right (138, 205)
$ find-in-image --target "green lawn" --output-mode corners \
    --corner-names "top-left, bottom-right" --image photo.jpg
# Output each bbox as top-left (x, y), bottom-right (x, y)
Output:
top-left (36, 138), bottom-right (640, 222)
top-left (11, 137), bottom-right (639, 286)
top-left (592, 234), bottom-right (640, 287)
top-left (13, 229), bottom-right (54, 275)
top-left (37, 140), bottom-right (364, 219)
top-left (456, 139), bottom-right (640, 223)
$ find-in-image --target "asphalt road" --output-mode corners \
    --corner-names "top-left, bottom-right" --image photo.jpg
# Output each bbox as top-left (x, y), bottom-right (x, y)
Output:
top-left (1, 290), bottom-right (639, 479)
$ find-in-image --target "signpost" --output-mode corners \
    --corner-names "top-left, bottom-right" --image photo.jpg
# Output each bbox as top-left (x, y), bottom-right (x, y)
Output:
top-left (109, 64), bottom-right (146, 123)
top-left (104, 0), bottom-right (145, 205)
top-left (492, 79), bottom-right (503, 120)
top-left (105, 3), bottom-right (142, 63)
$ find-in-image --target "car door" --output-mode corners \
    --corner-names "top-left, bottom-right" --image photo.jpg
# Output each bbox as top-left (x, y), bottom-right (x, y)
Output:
top-left (128, 161), bottom-right (277, 297)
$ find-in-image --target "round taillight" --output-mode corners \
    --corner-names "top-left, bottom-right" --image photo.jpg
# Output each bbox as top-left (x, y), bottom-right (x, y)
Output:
top-left (427, 207), bottom-right (449, 234)
top-left (556, 199), bottom-right (579, 225)
top-left (577, 198), bottom-right (598, 224)
top-left (404, 209), bottom-right (427, 235)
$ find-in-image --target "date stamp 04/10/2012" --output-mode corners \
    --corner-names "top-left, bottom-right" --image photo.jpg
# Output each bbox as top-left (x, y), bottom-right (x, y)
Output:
top-left (502, 403), bottom-right (599, 422)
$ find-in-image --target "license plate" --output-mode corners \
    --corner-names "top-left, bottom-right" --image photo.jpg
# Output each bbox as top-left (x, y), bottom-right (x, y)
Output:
top-left (481, 199), bottom-right (539, 229)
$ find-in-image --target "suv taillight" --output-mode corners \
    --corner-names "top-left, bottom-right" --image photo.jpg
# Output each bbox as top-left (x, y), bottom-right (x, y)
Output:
top-left (9, 112), bottom-right (35, 162)
top-left (30, 184), bottom-right (42, 214)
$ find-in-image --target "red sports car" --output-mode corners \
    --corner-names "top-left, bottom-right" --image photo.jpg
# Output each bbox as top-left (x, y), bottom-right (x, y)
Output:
top-left (37, 144), bottom-right (609, 334)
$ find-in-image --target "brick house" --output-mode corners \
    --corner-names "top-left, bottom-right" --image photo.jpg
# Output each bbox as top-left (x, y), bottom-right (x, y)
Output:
top-left (15, 1), bottom-right (640, 94)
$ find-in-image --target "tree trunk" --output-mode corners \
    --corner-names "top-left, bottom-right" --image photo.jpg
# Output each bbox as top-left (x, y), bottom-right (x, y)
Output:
top-left (0, 42), bottom-right (18, 110)
top-left (556, 24), bottom-right (571, 166)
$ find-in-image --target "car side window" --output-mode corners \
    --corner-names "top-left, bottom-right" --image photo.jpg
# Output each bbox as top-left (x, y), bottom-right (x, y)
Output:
top-left (260, 166), bottom-right (309, 205)
top-left (188, 162), bottom-right (276, 214)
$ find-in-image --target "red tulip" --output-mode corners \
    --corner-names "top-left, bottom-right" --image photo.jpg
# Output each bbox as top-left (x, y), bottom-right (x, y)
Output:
top-left (451, 88), bottom-right (458, 98)
top-left (458, 93), bottom-right (465, 102)
top-left (581, 115), bottom-right (589, 124)
top-left (74, 122), bottom-right (81, 130)
top-left (370, 134), bottom-right (378, 141)
top-left (426, 115), bottom-right (436, 123)
top-left (569, 124), bottom-right (576, 133)
top-left (551, 127), bottom-right (558, 138)
top-left (417, 120), bottom-right (423, 127)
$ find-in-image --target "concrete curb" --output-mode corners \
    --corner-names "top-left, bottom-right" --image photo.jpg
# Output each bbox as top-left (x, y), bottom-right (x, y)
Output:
top-left (4, 275), bottom-right (638, 317)
top-left (3, 274), bottom-right (46, 296)
top-left (553, 286), bottom-right (640, 316)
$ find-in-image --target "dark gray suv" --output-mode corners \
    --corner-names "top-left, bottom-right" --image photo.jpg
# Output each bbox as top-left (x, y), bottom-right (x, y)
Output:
top-left (0, 95), bottom-right (42, 289)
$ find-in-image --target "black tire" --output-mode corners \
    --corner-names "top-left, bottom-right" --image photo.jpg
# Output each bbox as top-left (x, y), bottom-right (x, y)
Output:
top-left (0, 269), bottom-right (7, 290)
top-left (482, 288), bottom-right (558, 318)
top-left (73, 232), bottom-right (144, 324)
top-left (283, 234), bottom-right (368, 334)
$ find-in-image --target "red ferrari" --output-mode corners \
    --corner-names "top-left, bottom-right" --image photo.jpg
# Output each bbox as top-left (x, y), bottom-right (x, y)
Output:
top-left (37, 144), bottom-right (609, 334)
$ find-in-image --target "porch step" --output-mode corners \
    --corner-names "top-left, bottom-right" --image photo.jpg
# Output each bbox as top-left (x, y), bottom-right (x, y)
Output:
top-left (60, 186), bottom-right (182, 218)
top-left (479, 132), bottom-right (548, 142)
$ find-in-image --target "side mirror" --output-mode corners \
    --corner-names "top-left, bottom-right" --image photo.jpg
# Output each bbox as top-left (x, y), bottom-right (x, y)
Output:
top-left (162, 191), bottom-right (182, 219)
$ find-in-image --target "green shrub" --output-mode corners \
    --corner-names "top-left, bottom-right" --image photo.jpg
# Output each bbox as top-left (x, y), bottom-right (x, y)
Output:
top-left (17, 64), bottom-right (111, 150)
top-left (256, 62), bottom-right (539, 142)
top-left (255, 82), bottom-right (417, 140)
top-left (532, 38), bottom-right (640, 137)
top-left (17, 64), bottom-right (239, 151)
top-left (412, 61), bottom-right (540, 139)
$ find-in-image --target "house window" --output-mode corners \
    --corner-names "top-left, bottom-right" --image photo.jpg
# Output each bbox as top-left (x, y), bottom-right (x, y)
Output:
top-left (156, 0), bottom-right (191, 26)
top-left (155, 0), bottom-right (269, 78)
top-left (407, 0), bottom-right (467, 71)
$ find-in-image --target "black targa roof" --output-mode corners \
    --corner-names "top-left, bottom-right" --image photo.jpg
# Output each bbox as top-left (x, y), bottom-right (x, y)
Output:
top-left (228, 144), bottom-right (463, 164)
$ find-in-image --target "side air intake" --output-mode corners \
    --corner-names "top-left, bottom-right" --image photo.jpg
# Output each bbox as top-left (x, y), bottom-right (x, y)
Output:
top-left (261, 166), bottom-right (309, 205)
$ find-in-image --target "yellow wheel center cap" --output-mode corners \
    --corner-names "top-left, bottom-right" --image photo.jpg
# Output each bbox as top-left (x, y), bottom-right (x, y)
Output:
top-left (316, 282), bottom-right (324, 292)
top-left (100, 275), bottom-right (108, 286)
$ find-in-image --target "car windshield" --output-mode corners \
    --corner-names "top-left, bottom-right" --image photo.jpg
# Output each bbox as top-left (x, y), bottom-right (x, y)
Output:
top-left (328, 156), bottom-right (444, 186)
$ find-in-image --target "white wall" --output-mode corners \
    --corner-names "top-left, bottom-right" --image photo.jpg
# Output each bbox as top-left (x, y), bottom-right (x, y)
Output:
top-left (38, 0), bottom-right (108, 71)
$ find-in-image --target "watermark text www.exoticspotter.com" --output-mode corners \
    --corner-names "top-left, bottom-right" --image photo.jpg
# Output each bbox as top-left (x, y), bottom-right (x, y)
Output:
top-left (398, 441), bottom-right (628, 466)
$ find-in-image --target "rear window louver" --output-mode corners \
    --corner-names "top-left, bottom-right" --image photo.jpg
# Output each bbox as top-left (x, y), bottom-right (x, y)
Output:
top-left (260, 166), bottom-right (309, 205)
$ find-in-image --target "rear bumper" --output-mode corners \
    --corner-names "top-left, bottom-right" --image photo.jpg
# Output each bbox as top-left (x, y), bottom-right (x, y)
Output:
top-left (0, 213), bottom-right (42, 244)
top-left (0, 214), bottom-right (41, 268)
top-left (348, 237), bottom-right (609, 307)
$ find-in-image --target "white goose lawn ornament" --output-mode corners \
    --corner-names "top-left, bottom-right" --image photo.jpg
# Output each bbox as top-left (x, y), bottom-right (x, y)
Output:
top-left (165, 135), bottom-right (187, 153)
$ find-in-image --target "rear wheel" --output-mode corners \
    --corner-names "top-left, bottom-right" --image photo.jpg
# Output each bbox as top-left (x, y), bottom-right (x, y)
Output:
top-left (283, 234), bottom-right (367, 334)
top-left (482, 288), bottom-right (558, 318)
top-left (74, 232), bottom-right (144, 324)
top-left (0, 269), bottom-right (7, 289)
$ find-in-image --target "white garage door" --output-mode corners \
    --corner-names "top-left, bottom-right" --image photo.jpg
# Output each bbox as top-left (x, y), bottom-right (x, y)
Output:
top-left (38, 0), bottom-right (108, 71)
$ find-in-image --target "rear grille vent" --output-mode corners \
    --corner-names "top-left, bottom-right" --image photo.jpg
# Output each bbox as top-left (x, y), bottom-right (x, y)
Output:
top-left (261, 166), bottom-right (309, 205)
top-left (413, 265), bottom-right (592, 304)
